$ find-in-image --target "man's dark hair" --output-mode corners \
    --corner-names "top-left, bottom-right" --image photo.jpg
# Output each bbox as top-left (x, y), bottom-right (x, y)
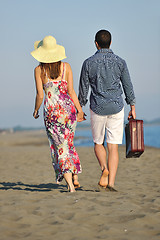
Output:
top-left (95, 30), bottom-right (112, 48)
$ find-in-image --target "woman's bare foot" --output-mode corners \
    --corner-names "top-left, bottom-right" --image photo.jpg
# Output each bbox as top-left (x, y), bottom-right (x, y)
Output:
top-left (64, 172), bottom-right (76, 192)
top-left (68, 184), bottom-right (76, 192)
top-left (98, 169), bottom-right (109, 188)
top-left (67, 182), bottom-right (76, 192)
top-left (72, 174), bottom-right (80, 188)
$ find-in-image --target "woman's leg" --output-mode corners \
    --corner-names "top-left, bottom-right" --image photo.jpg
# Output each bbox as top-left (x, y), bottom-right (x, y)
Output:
top-left (63, 172), bottom-right (76, 192)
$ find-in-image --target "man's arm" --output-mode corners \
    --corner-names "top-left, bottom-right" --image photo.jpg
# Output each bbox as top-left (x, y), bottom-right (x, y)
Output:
top-left (120, 60), bottom-right (136, 119)
top-left (78, 60), bottom-right (90, 106)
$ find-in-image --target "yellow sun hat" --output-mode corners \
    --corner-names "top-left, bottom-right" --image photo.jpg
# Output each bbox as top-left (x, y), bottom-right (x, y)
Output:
top-left (31, 35), bottom-right (66, 63)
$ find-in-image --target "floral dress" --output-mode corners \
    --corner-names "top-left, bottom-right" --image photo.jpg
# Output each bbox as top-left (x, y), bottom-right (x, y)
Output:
top-left (43, 63), bottom-right (82, 182)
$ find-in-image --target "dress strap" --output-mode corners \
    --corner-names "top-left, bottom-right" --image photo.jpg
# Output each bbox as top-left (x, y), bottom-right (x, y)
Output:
top-left (61, 63), bottom-right (65, 80)
top-left (46, 69), bottom-right (50, 83)
top-left (43, 68), bottom-right (49, 83)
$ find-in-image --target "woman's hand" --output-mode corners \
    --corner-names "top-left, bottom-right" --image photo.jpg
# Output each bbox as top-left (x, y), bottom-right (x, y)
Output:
top-left (77, 112), bottom-right (86, 122)
top-left (33, 110), bottom-right (39, 119)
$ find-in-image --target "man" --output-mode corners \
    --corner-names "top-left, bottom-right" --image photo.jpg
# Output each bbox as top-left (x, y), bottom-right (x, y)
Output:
top-left (78, 30), bottom-right (136, 191)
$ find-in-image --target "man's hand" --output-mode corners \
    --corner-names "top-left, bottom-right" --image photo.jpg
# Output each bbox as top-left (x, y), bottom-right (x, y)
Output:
top-left (128, 105), bottom-right (136, 120)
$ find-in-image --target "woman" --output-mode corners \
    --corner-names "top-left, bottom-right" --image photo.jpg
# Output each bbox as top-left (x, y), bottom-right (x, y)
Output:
top-left (31, 35), bottom-right (85, 192)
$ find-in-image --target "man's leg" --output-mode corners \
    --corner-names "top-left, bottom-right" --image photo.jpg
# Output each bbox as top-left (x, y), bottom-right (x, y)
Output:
top-left (94, 143), bottom-right (107, 171)
top-left (90, 109), bottom-right (109, 187)
top-left (107, 143), bottom-right (119, 187)
top-left (94, 143), bottom-right (109, 187)
top-left (106, 108), bottom-right (124, 188)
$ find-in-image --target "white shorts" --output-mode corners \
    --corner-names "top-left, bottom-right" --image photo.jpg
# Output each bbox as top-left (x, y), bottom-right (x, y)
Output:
top-left (90, 108), bottom-right (124, 145)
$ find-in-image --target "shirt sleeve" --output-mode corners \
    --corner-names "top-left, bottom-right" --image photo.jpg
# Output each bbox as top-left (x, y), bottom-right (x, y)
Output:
top-left (78, 60), bottom-right (90, 106)
top-left (120, 60), bottom-right (136, 105)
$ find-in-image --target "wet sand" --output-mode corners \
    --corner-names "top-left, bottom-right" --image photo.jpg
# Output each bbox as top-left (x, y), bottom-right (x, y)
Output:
top-left (0, 130), bottom-right (160, 240)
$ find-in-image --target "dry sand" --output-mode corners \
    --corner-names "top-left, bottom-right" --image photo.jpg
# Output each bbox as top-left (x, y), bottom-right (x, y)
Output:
top-left (0, 130), bottom-right (160, 240)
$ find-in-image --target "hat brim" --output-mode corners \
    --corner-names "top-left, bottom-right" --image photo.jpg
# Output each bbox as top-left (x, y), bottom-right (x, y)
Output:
top-left (31, 44), bottom-right (66, 63)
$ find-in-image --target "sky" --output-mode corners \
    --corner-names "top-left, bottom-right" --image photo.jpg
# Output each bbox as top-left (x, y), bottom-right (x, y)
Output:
top-left (0, 0), bottom-right (160, 128)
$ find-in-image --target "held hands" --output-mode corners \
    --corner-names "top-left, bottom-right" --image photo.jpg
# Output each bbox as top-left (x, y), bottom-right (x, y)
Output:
top-left (128, 105), bottom-right (136, 120)
top-left (33, 110), bottom-right (39, 119)
top-left (77, 112), bottom-right (87, 122)
top-left (33, 109), bottom-right (86, 121)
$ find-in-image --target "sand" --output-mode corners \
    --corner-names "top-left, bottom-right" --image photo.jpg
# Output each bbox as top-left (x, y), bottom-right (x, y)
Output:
top-left (0, 130), bottom-right (160, 240)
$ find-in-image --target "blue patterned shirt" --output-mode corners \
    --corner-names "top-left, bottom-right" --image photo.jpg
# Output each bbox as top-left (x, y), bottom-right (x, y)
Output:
top-left (78, 49), bottom-right (136, 115)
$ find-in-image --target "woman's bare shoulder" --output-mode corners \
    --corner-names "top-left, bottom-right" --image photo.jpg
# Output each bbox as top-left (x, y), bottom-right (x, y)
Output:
top-left (34, 65), bottom-right (42, 78)
top-left (64, 62), bottom-right (72, 72)
top-left (35, 65), bottom-right (41, 72)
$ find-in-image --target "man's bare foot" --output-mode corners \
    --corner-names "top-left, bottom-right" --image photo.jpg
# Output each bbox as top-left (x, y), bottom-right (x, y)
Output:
top-left (98, 169), bottom-right (109, 188)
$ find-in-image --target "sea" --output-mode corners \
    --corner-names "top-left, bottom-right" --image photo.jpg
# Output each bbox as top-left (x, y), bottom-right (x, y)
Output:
top-left (7, 123), bottom-right (160, 149)
top-left (74, 124), bottom-right (160, 148)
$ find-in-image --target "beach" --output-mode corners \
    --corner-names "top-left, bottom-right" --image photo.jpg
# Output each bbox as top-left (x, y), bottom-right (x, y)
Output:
top-left (0, 130), bottom-right (160, 240)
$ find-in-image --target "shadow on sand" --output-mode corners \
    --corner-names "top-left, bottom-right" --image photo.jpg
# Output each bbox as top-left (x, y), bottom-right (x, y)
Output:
top-left (0, 181), bottom-right (66, 192)
top-left (0, 182), bottom-right (100, 193)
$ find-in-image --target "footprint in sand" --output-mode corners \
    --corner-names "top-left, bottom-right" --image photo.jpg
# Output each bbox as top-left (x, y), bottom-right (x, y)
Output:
top-left (117, 214), bottom-right (145, 223)
top-left (59, 212), bottom-right (75, 220)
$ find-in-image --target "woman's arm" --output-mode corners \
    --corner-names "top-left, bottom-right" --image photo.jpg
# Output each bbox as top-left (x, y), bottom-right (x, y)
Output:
top-left (33, 66), bottom-right (44, 119)
top-left (66, 63), bottom-right (85, 122)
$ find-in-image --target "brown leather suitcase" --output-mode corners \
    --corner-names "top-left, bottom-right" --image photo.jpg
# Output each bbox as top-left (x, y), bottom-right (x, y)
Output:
top-left (125, 119), bottom-right (144, 158)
